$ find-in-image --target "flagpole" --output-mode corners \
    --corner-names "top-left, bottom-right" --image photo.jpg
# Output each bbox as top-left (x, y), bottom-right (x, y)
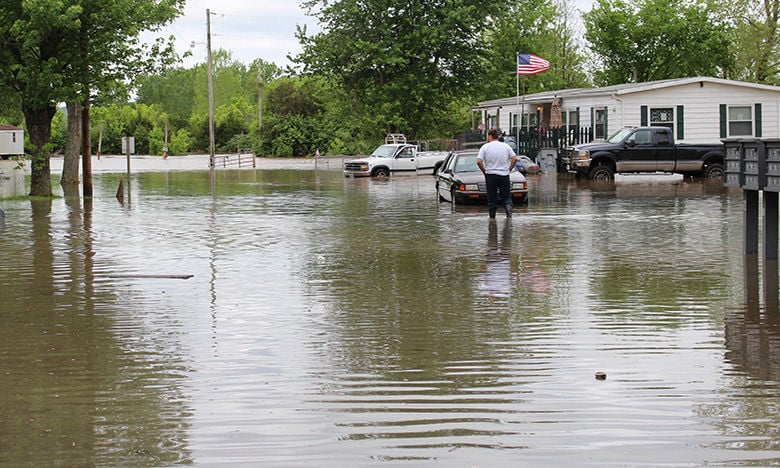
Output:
top-left (516, 62), bottom-right (520, 150)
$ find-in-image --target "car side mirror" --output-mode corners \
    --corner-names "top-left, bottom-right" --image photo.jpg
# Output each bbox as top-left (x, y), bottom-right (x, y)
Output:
top-left (626, 140), bottom-right (636, 148)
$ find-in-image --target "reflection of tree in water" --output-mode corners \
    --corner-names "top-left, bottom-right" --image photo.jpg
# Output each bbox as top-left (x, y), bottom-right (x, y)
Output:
top-left (0, 197), bottom-right (192, 466)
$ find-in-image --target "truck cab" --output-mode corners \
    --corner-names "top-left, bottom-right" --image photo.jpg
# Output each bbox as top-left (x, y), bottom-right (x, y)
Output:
top-left (343, 135), bottom-right (449, 178)
top-left (567, 126), bottom-right (724, 181)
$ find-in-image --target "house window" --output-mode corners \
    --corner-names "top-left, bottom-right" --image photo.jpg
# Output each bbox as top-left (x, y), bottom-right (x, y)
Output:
top-left (650, 108), bottom-right (674, 130)
top-left (594, 108), bottom-right (607, 139)
top-left (563, 111), bottom-right (579, 143)
top-left (728, 106), bottom-right (752, 136)
top-left (522, 113), bottom-right (538, 127)
top-left (564, 111), bottom-right (578, 127)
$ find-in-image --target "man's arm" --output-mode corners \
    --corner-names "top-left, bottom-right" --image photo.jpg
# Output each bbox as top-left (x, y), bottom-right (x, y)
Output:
top-left (477, 158), bottom-right (486, 174)
top-left (507, 146), bottom-right (518, 171)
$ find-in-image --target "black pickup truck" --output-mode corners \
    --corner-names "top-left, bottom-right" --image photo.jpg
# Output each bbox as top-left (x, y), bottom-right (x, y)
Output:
top-left (567, 126), bottom-right (725, 181)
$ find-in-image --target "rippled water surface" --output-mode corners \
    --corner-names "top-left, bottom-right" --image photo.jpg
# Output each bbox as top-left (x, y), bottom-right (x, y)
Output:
top-left (1, 157), bottom-right (779, 466)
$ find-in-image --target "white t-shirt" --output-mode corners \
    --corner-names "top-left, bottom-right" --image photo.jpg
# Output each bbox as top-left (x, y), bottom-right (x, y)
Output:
top-left (477, 140), bottom-right (515, 176)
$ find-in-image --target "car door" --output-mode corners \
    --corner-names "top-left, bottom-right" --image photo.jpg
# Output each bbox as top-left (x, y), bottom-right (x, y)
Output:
top-left (436, 154), bottom-right (457, 201)
top-left (392, 146), bottom-right (418, 173)
top-left (619, 128), bottom-right (656, 172)
top-left (653, 129), bottom-right (676, 172)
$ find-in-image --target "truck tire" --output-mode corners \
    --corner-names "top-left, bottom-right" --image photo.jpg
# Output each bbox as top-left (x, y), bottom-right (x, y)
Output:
top-left (703, 163), bottom-right (724, 180)
top-left (589, 164), bottom-right (614, 181)
top-left (372, 167), bottom-right (390, 178)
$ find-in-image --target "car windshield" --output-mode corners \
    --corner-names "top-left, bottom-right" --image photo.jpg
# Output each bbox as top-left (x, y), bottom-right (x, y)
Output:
top-left (370, 145), bottom-right (397, 158)
top-left (606, 127), bottom-right (635, 143)
top-left (454, 155), bottom-right (480, 173)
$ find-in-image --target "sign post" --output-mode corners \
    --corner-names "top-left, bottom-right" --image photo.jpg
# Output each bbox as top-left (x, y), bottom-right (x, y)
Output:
top-left (121, 136), bottom-right (135, 202)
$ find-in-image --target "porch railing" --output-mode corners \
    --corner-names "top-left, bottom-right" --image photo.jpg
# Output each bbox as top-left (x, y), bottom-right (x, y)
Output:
top-left (456, 126), bottom-right (595, 159)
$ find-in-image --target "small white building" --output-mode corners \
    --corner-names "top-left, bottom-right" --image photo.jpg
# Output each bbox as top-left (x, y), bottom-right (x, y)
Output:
top-left (0, 124), bottom-right (24, 157)
top-left (471, 77), bottom-right (780, 146)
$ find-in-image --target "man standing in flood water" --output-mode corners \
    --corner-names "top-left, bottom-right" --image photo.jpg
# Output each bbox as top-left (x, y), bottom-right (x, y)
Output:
top-left (477, 129), bottom-right (518, 219)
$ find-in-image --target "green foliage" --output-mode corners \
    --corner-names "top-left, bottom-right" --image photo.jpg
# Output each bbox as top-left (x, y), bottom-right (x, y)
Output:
top-left (192, 50), bottom-right (257, 117)
top-left (259, 76), bottom-right (333, 156)
top-left (214, 99), bottom-right (252, 153)
top-left (719, 0), bottom-right (780, 83)
top-left (90, 103), bottom-right (191, 155)
top-left (584, 0), bottom-right (733, 85)
top-left (135, 67), bottom-right (197, 128)
top-left (168, 129), bottom-right (193, 156)
top-left (50, 112), bottom-right (67, 154)
top-left (297, 0), bottom-right (506, 140)
top-left (480, 0), bottom-right (561, 98)
top-left (0, 0), bottom-right (186, 195)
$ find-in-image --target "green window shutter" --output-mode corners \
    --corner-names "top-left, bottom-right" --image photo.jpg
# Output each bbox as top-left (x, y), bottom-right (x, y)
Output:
top-left (676, 105), bottom-right (684, 140)
top-left (590, 107), bottom-right (595, 139)
top-left (755, 103), bottom-right (762, 137)
top-left (604, 108), bottom-right (608, 136)
top-left (719, 104), bottom-right (727, 138)
top-left (640, 105), bottom-right (648, 126)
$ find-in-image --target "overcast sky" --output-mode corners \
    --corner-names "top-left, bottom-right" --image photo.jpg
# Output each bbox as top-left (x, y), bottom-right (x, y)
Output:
top-left (146, 1), bottom-right (319, 69)
top-left (148, 1), bottom-right (594, 69)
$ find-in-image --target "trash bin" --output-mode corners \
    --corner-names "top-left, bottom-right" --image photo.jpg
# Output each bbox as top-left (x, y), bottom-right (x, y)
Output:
top-left (538, 148), bottom-right (557, 173)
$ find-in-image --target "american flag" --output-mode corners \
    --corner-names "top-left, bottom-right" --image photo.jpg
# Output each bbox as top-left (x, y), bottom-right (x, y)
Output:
top-left (517, 53), bottom-right (550, 75)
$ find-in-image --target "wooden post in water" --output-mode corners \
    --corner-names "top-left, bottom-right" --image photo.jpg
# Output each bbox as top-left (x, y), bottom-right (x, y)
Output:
top-left (116, 178), bottom-right (124, 203)
top-left (764, 191), bottom-right (779, 260)
top-left (744, 190), bottom-right (759, 255)
top-left (126, 145), bottom-right (131, 202)
top-left (82, 101), bottom-right (93, 197)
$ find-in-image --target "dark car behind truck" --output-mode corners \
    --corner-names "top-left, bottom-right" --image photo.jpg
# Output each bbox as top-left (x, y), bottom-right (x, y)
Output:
top-left (567, 126), bottom-right (725, 181)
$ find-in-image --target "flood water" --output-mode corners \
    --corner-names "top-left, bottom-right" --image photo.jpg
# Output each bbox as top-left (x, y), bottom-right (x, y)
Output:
top-left (1, 156), bottom-right (779, 466)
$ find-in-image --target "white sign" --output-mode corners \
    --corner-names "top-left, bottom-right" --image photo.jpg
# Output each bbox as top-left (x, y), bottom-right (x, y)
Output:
top-left (122, 136), bottom-right (135, 155)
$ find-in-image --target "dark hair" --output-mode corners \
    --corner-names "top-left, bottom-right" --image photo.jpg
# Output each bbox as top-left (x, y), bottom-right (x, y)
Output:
top-left (487, 129), bottom-right (499, 139)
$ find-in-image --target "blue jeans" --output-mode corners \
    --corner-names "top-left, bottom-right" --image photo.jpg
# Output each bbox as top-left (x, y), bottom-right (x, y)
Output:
top-left (485, 173), bottom-right (512, 214)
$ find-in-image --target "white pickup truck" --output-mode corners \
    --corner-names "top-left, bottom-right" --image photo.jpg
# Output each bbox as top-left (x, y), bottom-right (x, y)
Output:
top-left (343, 136), bottom-right (450, 178)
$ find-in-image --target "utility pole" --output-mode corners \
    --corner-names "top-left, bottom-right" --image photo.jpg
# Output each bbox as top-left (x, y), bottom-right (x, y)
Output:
top-left (207, 9), bottom-right (216, 191)
top-left (258, 72), bottom-right (263, 150)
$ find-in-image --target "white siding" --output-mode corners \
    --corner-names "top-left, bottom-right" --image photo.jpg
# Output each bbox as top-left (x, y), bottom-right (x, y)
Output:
top-left (490, 79), bottom-right (780, 144)
top-left (0, 130), bottom-right (24, 155)
top-left (621, 82), bottom-right (780, 144)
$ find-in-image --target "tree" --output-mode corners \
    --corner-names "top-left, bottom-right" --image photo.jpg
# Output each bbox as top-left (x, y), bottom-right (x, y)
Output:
top-left (548, 0), bottom-right (591, 90)
top-left (136, 67), bottom-right (198, 128)
top-left (250, 58), bottom-right (284, 148)
top-left (260, 76), bottom-right (333, 157)
top-left (721, 0), bottom-right (780, 83)
top-left (297, 0), bottom-right (508, 140)
top-left (0, 0), bottom-right (184, 196)
top-left (480, 0), bottom-right (560, 99)
top-left (583, 0), bottom-right (732, 85)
